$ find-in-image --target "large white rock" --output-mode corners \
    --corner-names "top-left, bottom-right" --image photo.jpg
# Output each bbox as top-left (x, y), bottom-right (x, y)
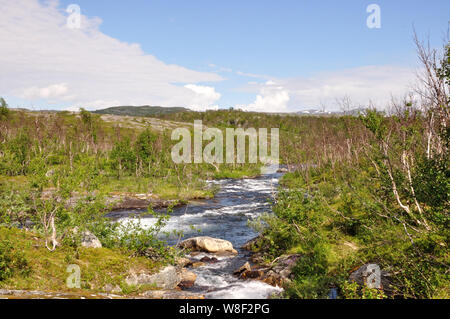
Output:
top-left (73, 227), bottom-right (102, 248)
top-left (80, 230), bottom-right (102, 249)
top-left (179, 236), bottom-right (238, 254)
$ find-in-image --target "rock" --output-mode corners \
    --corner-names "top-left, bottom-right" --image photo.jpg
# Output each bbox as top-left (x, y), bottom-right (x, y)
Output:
top-left (103, 284), bottom-right (122, 294)
top-left (106, 193), bottom-right (181, 211)
top-left (178, 269), bottom-right (197, 289)
top-left (241, 254), bottom-right (302, 287)
top-left (0, 289), bottom-right (123, 299)
top-left (349, 263), bottom-right (392, 293)
top-left (263, 254), bottom-right (301, 286)
top-left (277, 168), bottom-right (288, 173)
top-left (234, 262), bottom-right (251, 276)
top-left (199, 256), bottom-right (219, 264)
top-left (73, 228), bottom-right (102, 248)
top-left (140, 290), bottom-right (204, 299)
top-left (179, 236), bottom-right (238, 254)
top-left (191, 262), bottom-right (206, 268)
top-left (262, 270), bottom-right (285, 286)
top-left (126, 266), bottom-right (182, 290)
top-left (80, 230), bottom-right (102, 248)
top-left (241, 269), bottom-right (265, 280)
top-left (176, 257), bottom-right (192, 268)
top-left (249, 252), bottom-right (265, 264)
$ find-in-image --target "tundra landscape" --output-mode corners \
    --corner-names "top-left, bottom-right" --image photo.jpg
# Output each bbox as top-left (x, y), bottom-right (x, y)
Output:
top-left (0, 0), bottom-right (448, 304)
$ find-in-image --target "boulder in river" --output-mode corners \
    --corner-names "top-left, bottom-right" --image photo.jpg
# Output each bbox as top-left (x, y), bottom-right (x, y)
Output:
top-left (191, 262), bottom-right (206, 268)
top-left (125, 265), bottom-right (182, 289)
top-left (199, 256), bottom-right (219, 264)
top-left (178, 269), bottom-right (197, 289)
top-left (233, 262), bottom-right (251, 276)
top-left (179, 236), bottom-right (238, 254)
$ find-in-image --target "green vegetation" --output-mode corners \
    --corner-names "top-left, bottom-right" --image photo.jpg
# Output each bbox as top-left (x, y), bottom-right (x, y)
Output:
top-left (0, 100), bottom-right (262, 294)
top-left (0, 34), bottom-right (448, 299)
top-left (0, 227), bottom-right (161, 293)
top-left (244, 39), bottom-right (449, 299)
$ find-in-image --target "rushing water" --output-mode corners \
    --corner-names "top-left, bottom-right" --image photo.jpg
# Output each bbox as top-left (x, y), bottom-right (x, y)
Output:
top-left (110, 166), bottom-right (284, 299)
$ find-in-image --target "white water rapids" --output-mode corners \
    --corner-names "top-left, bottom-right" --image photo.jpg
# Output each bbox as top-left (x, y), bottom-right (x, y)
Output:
top-left (113, 166), bottom-right (284, 299)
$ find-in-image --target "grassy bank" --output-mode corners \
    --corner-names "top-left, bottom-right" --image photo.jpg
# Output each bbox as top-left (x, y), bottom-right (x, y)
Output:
top-left (0, 227), bottom-right (163, 295)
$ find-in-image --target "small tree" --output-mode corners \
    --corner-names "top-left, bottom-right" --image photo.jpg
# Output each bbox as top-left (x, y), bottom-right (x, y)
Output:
top-left (0, 97), bottom-right (9, 120)
top-left (135, 129), bottom-right (157, 176)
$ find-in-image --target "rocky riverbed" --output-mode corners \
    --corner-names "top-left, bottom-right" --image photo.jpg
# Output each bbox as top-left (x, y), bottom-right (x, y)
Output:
top-left (113, 165), bottom-right (285, 299)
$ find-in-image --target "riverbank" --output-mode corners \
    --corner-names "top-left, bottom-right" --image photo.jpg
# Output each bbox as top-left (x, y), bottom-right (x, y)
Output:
top-left (109, 168), bottom-right (285, 299)
top-left (0, 169), bottom-right (277, 299)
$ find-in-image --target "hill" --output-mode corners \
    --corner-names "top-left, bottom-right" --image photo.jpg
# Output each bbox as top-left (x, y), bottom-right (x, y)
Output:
top-left (93, 105), bottom-right (188, 117)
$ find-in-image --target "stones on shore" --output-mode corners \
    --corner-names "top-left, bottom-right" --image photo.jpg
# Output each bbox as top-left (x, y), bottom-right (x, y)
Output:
top-left (175, 257), bottom-right (192, 268)
top-left (139, 290), bottom-right (204, 299)
top-left (103, 284), bottom-right (122, 294)
top-left (125, 255), bottom-right (201, 292)
top-left (126, 237), bottom-right (240, 297)
top-left (107, 193), bottom-right (179, 211)
top-left (125, 265), bottom-right (182, 290)
top-left (233, 254), bottom-right (302, 287)
top-left (0, 289), bottom-right (122, 299)
top-left (178, 236), bottom-right (238, 255)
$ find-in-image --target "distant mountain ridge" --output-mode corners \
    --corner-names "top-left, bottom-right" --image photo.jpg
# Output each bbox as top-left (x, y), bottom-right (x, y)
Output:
top-left (93, 105), bottom-right (188, 117)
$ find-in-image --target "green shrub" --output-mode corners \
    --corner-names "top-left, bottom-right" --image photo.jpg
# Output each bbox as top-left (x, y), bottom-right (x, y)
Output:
top-left (0, 239), bottom-right (31, 281)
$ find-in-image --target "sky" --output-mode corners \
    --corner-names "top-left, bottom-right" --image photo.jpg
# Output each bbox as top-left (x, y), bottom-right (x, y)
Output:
top-left (0, 0), bottom-right (449, 112)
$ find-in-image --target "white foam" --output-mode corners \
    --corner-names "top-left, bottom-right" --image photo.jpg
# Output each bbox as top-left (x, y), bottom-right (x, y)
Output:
top-left (205, 280), bottom-right (283, 299)
top-left (115, 173), bottom-right (284, 299)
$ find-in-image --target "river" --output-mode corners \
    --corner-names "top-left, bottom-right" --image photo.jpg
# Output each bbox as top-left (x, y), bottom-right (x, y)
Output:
top-left (112, 165), bottom-right (284, 299)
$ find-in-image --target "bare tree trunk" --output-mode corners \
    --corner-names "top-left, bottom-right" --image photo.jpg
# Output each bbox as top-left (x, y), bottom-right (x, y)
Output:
top-left (401, 151), bottom-right (431, 230)
top-left (45, 213), bottom-right (58, 251)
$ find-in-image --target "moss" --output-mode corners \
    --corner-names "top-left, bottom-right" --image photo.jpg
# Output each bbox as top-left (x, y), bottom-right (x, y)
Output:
top-left (0, 227), bottom-right (161, 295)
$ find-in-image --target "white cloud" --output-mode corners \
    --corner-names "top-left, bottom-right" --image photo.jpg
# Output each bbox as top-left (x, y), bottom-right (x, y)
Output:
top-left (0, 0), bottom-right (223, 110)
top-left (237, 81), bottom-right (290, 113)
top-left (21, 83), bottom-right (70, 100)
top-left (238, 65), bottom-right (415, 112)
top-left (280, 65), bottom-right (415, 111)
top-left (184, 84), bottom-right (221, 111)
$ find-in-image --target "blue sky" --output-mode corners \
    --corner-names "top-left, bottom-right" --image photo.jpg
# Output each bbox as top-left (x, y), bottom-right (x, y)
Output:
top-left (1, 0), bottom-right (449, 111)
